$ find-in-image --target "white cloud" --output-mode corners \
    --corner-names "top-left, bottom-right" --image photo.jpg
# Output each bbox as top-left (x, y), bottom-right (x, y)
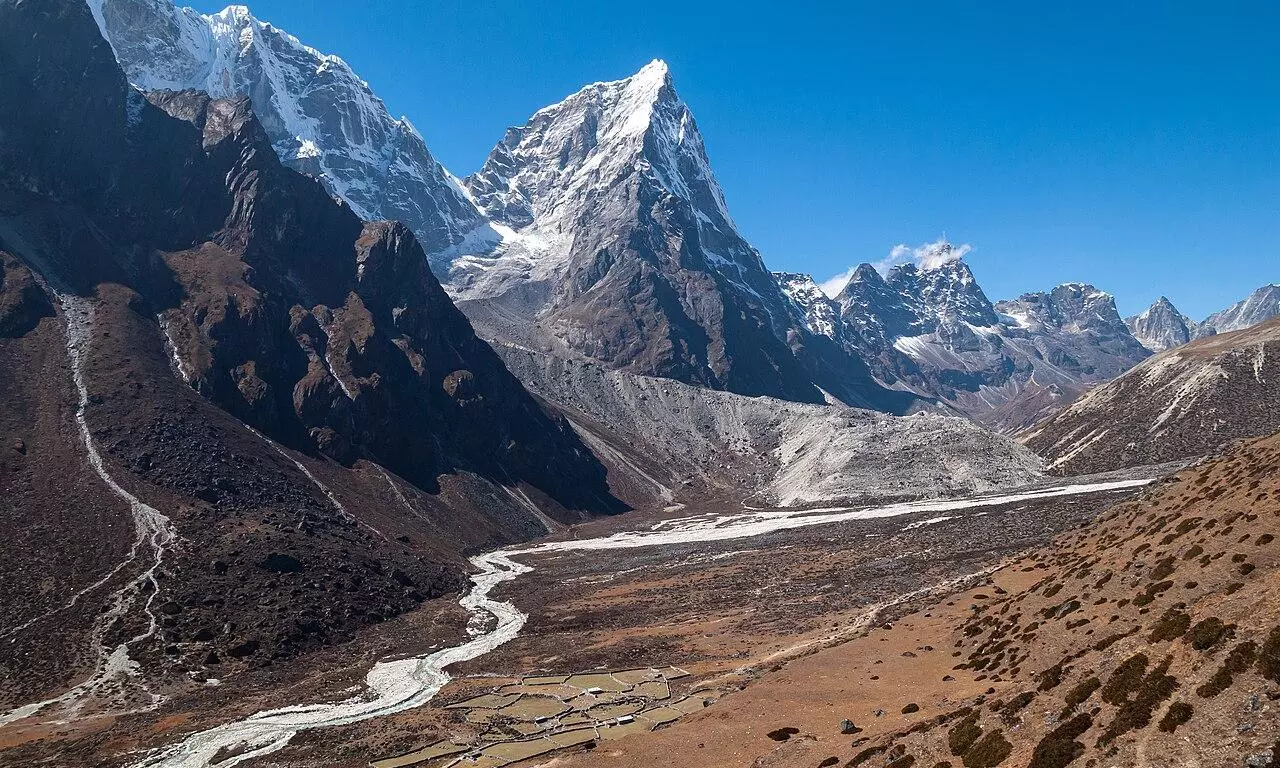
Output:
top-left (872, 243), bottom-right (915, 274)
top-left (819, 238), bottom-right (974, 298)
top-left (876, 238), bottom-right (972, 274)
top-left (818, 266), bottom-right (860, 298)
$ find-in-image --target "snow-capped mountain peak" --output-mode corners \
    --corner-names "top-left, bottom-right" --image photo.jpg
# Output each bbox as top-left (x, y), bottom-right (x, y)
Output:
top-left (884, 256), bottom-right (998, 329)
top-left (805, 251), bottom-right (1152, 431)
top-left (91, 0), bottom-right (491, 255)
top-left (464, 58), bottom-right (736, 241)
top-left (1125, 296), bottom-right (1193, 352)
top-left (1196, 283), bottom-right (1280, 338)
top-left (448, 58), bottom-right (780, 308)
top-left (444, 60), bottom-right (907, 410)
top-left (776, 272), bottom-right (840, 338)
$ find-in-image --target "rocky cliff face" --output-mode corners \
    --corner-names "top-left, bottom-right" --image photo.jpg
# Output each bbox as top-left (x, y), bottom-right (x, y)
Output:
top-left (1195, 283), bottom-right (1280, 338)
top-left (1126, 296), bottom-right (1194, 352)
top-left (779, 250), bottom-right (1152, 433)
top-left (89, 0), bottom-right (493, 256)
top-left (1024, 316), bottom-right (1280, 474)
top-left (0, 0), bottom-right (618, 713)
top-left (445, 61), bottom-right (915, 412)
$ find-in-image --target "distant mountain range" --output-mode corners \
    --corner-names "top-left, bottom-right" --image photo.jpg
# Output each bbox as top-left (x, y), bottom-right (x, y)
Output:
top-left (90, 0), bottom-right (1277, 432)
top-left (1025, 316), bottom-right (1280, 474)
top-left (779, 248), bottom-right (1152, 432)
top-left (1124, 285), bottom-right (1280, 353)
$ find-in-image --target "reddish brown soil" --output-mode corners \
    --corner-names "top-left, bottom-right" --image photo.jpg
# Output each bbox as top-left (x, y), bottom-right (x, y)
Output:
top-left (551, 434), bottom-right (1280, 768)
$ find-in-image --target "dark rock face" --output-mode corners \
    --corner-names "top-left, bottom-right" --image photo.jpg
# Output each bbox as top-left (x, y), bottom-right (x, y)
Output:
top-left (780, 253), bottom-right (1152, 433)
top-left (1024, 316), bottom-right (1280, 474)
top-left (445, 61), bottom-right (916, 414)
top-left (0, 21), bottom-right (612, 513)
top-left (0, 0), bottom-right (619, 693)
top-left (0, 254), bottom-right (54, 337)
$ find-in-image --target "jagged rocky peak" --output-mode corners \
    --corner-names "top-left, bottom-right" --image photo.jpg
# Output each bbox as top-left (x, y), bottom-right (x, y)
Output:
top-left (465, 59), bottom-right (736, 241)
top-left (885, 252), bottom-right (998, 330)
top-left (1125, 296), bottom-right (1192, 352)
top-left (775, 271), bottom-right (840, 338)
top-left (830, 241), bottom-right (999, 340)
top-left (801, 241), bottom-right (1151, 431)
top-left (90, 0), bottom-right (491, 255)
top-left (995, 282), bottom-right (1127, 334)
top-left (834, 262), bottom-right (892, 302)
top-left (448, 60), bottom-right (910, 411)
top-left (832, 264), bottom-right (906, 346)
top-left (1196, 283), bottom-right (1280, 337)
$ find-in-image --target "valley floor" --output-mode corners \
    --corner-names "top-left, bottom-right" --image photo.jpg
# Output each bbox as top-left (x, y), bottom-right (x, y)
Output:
top-left (0, 470), bottom-right (1159, 768)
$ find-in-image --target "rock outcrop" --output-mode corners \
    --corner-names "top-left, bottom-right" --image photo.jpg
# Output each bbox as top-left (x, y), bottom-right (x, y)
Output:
top-left (0, 0), bottom-right (618, 707)
top-left (780, 248), bottom-right (1152, 433)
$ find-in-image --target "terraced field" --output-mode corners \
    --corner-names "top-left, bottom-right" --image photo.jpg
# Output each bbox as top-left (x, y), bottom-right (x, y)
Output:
top-left (371, 667), bottom-right (713, 768)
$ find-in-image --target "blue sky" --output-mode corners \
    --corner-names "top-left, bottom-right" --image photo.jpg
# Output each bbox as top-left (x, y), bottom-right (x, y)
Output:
top-left (193, 0), bottom-right (1278, 319)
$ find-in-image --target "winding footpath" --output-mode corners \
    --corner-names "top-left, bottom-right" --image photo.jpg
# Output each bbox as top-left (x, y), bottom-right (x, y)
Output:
top-left (124, 475), bottom-right (1152, 767)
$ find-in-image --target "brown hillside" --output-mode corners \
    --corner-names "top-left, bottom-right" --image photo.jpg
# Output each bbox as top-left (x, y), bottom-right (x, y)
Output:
top-left (559, 432), bottom-right (1280, 768)
top-left (1024, 317), bottom-right (1280, 475)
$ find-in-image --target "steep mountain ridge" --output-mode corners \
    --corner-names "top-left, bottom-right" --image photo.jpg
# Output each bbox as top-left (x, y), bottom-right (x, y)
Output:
top-left (90, 0), bottom-right (494, 256)
top-left (454, 60), bottom-right (748, 298)
top-left (779, 253), bottom-right (1151, 433)
top-left (1196, 283), bottom-right (1280, 338)
top-left (0, 0), bottom-right (618, 720)
top-left (1024, 316), bottom-right (1280, 474)
top-left (446, 60), bottom-right (915, 411)
top-left (1126, 295), bottom-right (1194, 352)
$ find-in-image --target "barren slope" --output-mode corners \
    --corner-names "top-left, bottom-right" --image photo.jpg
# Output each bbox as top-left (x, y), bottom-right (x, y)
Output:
top-left (1024, 317), bottom-right (1280, 475)
top-left (553, 431), bottom-right (1280, 768)
top-left (498, 345), bottom-right (1046, 507)
top-left (0, 0), bottom-right (617, 729)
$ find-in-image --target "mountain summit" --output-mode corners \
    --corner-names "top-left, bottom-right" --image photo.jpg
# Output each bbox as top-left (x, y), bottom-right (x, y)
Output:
top-left (1125, 295), bottom-right (1193, 352)
top-left (463, 59), bottom-right (735, 239)
top-left (452, 58), bottom-right (769, 305)
top-left (444, 61), bottom-right (913, 411)
top-left (779, 248), bottom-right (1152, 432)
top-left (89, 0), bottom-right (492, 255)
